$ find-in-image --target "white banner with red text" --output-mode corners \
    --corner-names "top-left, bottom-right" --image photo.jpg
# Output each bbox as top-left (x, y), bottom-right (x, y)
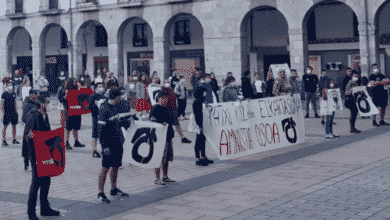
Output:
top-left (202, 94), bottom-right (305, 160)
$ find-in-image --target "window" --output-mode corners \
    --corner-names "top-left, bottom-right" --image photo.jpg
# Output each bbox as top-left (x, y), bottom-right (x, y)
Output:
top-left (60, 28), bottom-right (68, 49)
top-left (133, 23), bottom-right (148, 47)
top-left (95, 25), bottom-right (108, 47)
top-left (15, 0), bottom-right (23, 13)
top-left (174, 20), bottom-right (191, 45)
top-left (49, 0), bottom-right (59, 9)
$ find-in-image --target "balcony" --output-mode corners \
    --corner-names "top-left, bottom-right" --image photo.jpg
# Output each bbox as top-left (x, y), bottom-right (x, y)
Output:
top-left (117, 0), bottom-right (144, 8)
top-left (39, 8), bottom-right (64, 16)
top-left (76, 2), bottom-right (100, 12)
top-left (6, 10), bottom-right (27, 19)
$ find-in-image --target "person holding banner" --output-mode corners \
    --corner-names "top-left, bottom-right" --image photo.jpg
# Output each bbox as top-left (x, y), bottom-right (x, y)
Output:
top-left (321, 79), bottom-right (340, 139)
top-left (26, 95), bottom-right (60, 220)
top-left (149, 91), bottom-right (177, 184)
top-left (345, 71), bottom-right (362, 133)
top-left (97, 88), bottom-right (133, 203)
top-left (272, 69), bottom-right (292, 97)
top-left (369, 64), bottom-right (390, 126)
top-left (193, 76), bottom-right (214, 166)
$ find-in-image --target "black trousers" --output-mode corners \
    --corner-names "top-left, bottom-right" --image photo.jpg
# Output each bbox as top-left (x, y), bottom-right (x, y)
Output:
top-left (27, 160), bottom-right (51, 212)
top-left (24, 156), bottom-right (29, 168)
top-left (194, 133), bottom-right (206, 159)
top-left (177, 99), bottom-right (187, 118)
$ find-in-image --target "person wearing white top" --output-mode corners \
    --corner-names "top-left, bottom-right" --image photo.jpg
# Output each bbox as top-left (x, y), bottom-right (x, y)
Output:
top-left (22, 76), bottom-right (32, 102)
top-left (252, 72), bottom-right (266, 99)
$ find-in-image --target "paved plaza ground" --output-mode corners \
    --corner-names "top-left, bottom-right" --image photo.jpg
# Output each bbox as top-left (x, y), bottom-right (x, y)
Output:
top-left (2, 97), bottom-right (390, 219)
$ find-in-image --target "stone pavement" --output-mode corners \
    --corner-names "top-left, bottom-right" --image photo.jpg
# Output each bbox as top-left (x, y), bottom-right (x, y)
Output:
top-left (2, 97), bottom-right (390, 219)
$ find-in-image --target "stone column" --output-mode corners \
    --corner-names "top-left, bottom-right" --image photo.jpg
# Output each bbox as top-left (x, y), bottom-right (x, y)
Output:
top-left (288, 28), bottom-right (309, 79)
top-left (359, 23), bottom-right (370, 77)
top-left (6, 0), bottom-right (15, 15)
top-left (32, 42), bottom-right (44, 89)
top-left (250, 52), bottom-right (258, 76)
top-left (72, 42), bottom-right (83, 79)
top-left (152, 37), bottom-right (167, 81)
top-left (108, 42), bottom-right (121, 85)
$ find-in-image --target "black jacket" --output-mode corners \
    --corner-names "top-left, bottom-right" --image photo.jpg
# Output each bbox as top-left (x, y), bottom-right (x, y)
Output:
top-left (303, 74), bottom-right (319, 93)
top-left (22, 97), bottom-right (36, 123)
top-left (193, 86), bottom-right (207, 129)
top-left (241, 77), bottom-right (254, 99)
top-left (89, 93), bottom-right (105, 117)
top-left (210, 78), bottom-right (219, 93)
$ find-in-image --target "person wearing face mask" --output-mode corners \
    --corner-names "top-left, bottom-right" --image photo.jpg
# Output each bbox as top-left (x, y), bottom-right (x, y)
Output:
top-left (174, 76), bottom-right (188, 120)
top-left (369, 63), bottom-right (390, 126)
top-left (272, 69), bottom-right (292, 97)
top-left (342, 67), bottom-right (353, 98)
top-left (319, 70), bottom-right (329, 125)
top-left (200, 74), bottom-right (214, 104)
top-left (25, 95), bottom-right (60, 220)
top-left (97, 88), bottom-right (133, 203)
top-left (38, 72), bottom-right (50, 99)
top-left (88, 82), bottom-right (105, 158)
top-left (59, 71), bottom-right (66, 85)
top-left (162, 79), bottom-right (192, 144)
top-left (345, 71), bottom-right (362, 133)
top-left (303, 66), bottom-right (320, 118)
top-left (322, 79), bottom-right (340, 139)
top-left (222, 76), bottom-right (238, 102)
top-left (1, 80), bottom-right (20, 146)
top-left (13, 69), bottom-right (23, 99)
top-left (252, 72), bottom-right (266, 99)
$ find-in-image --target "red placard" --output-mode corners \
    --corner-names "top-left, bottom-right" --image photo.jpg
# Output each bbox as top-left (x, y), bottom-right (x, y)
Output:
top-left (67, 88), bottom-right (93, 116)
top-left (33, 127), bottom-right (66, 177)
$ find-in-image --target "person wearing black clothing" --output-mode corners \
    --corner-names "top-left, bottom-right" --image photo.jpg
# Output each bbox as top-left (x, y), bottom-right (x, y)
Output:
top-left (1, 80), bottom-right (20, 146)
top-left (303, 67), bottom-right (320, 118)
top-left (26, 95), bottom-right (60, 220)
top-left (13, 69), bottom-right (23, 98)
top-left (193, 76), bottom-right (214, 166)
top-left (209, 72), bottom-right (220, 102)
top-left (345, 71), bottom-right (362, 133)
top-left (89, 82), bottom-right (105, 158)
top-left (149, 91), bottom-right (177, 185)
top-left (241, 71), bottom-right (254, 100)
top-left (265, 70), bottom-right (275, 97)
top-left (170, 72), bottom-right (180, 90)
top-left (97, 88), bottom-right (132, 203)
top-left (58, 78), bottom-right (85, 149)
top-left (369, 64), bottom-right (390, 126)
top-left (22, 89), bottom-right (39, 171)
top-left (342, 67), bottom-right (353, 97)
top-left (201, 74), bottom-right (215, 104)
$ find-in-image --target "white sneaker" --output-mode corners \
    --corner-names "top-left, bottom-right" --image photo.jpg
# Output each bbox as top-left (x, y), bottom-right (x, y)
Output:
top-left (325, 135), bottom-right (334, 139)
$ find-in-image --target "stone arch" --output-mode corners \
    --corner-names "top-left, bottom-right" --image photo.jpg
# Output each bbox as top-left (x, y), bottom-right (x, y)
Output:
top-left (240, 5), bottom-right (290, 79)
top-left (117, 17), bottom-right (154, 84)
top-left (374, 0), bottom-right (390, 73)
top-left (162, 12), bottom-right (204, 88)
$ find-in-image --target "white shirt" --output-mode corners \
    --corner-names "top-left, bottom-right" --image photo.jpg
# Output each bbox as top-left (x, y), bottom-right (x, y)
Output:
top-left (22, 86), bottom-right (31, 101)
top-left (255, 80), bottom-right (263, 93)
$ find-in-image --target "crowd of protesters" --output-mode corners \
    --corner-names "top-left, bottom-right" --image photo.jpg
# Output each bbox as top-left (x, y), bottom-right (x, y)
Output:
top-left (2, 64), bottom-right (390, 219)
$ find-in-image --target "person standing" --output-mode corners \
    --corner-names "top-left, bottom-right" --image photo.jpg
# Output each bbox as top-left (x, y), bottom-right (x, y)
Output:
top-left (289, 69), bottom-right (300, 95)
top-left (265, 70), bottom-right (275, 98)
top-left (209, 72), bottom-right (220, 102)
top-left (26, 95), bottom-right (60, 220)
top-left (252, 72), bottom-right (266, 99)
top-left (21, 89), bottom-right (39, 172)
top-left (201, 74), bottom-right (214, 104)
top-left (149, 91), bottom-right (177, 185)
top-left (83, 71), bottom-right (92, 88)
top-left (22, 76), bottom-right (32, 102)
top-left (97, 88), bottom-right (132, 203)
top-left (58, 71), bottom-right (66, 86)
top-left (193, 75), bottom-right (214, 166)
top-left (303, 66), bottom-right (320, 118)
top-left (58, 78), bottom-right (86, 149)
top-left (13, 69), bottom-right (23, 98)
top-left (89, 82), bottom-right (105, 158)
top-left (38, 72), bottom-right (50, 99)
top-left (174, 76), bottom-right (188, 120)
top-left (369, 64), bottom-right (390, 126)
top-left (272, 69), bottom-right (292, 96)
top-left (162, 80), bottom-right (192, 143)
top-left (318, 69), bottom-right (329, 125)
top-left (322, 79), bottom-right (340, 138)
top-left (125, 77), bottom-right (137, 111)
top-left (170, 72), bottom-right (180, 91)
top-left (342, 67), bottom-right (353, 98)
top-left (241, 71), bottom-right (254, 100)
top-left (1, 80), bottom-right (20, 146)
top-left (135, 74), bottom-right (151, 119)
top-left (345, 71), bottom-right (362, 133)
top-left (222, 76), bottom-right (239, 102)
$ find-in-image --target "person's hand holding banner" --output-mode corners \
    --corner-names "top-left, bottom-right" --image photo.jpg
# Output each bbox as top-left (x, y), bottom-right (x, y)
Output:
top-left (123, 120), bottom-right (168, 168)
top-left (352, 86), bottom-right (379, 117)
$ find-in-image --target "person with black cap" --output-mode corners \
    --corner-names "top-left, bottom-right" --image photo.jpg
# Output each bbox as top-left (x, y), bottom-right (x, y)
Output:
top-left (97, 88), bottom-right (133, 203)
top-left (193, 75), bottom-right (214, 166)
top-left (149, 90), bottom-right (177, 185)
top-left (25, 94), bottom-right (60, 220)
top-left (1, 79), bottom-right (20, 146)
top-left (22, 89), bottom-right (39, 171)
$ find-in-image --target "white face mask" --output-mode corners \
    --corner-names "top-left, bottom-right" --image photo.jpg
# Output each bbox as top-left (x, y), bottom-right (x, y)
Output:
top-left (353, 77), bottom-right (358, 81)
top-left (374, 69), bottom-right (379, 73)
top-left (7, 86), bottom-right (13, 91)
top-left (96, 88), bottom-right (104, 94)
top-left (330, 83), bottom-right (334, 88)
top-left (60, 72), bottom-right (64, 76)
top-left (165, 83), bottom-right (170, 88)
top-left (306, 70), bottom-right (311, 74)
